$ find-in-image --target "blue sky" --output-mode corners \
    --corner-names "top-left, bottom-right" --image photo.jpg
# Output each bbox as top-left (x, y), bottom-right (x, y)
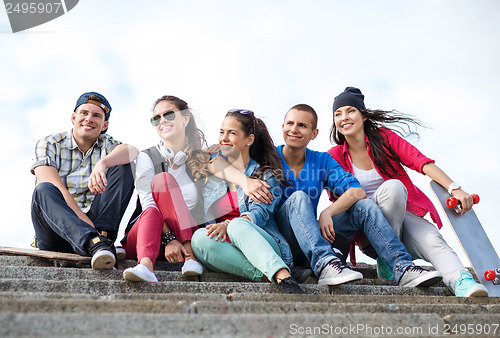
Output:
top-left (1, 0), bottom-right (499, 266)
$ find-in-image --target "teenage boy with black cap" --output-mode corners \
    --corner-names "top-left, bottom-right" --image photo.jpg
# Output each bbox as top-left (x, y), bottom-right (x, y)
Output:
top-left (31, 91), bottom-right (137, 269)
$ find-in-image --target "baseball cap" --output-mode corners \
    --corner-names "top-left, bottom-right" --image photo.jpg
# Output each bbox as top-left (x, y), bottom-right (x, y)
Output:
top-left (74, 92), bottom-right (112, 120)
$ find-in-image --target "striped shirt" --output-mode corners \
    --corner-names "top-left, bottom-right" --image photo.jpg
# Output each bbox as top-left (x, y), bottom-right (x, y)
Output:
top-left (31, 129), bottom-right (121, 212)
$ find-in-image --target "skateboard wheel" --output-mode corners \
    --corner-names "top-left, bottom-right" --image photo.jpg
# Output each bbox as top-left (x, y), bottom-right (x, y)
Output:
top-left (446, 197), bottom-right (458, 208)
top-left (485, 269), bottom-right (496, 281)
top-left (446, 195), bottom-right (479, 208)
top-left (472, 194), bottom-right (480, 204)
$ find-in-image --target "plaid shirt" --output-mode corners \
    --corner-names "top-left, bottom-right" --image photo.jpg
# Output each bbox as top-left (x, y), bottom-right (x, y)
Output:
top-left (31, 129), bottom-right (121, 212)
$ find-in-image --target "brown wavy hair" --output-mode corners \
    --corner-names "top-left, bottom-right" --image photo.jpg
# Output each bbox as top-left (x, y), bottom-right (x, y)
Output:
top-left (153, 95), bottom-right (210, 181)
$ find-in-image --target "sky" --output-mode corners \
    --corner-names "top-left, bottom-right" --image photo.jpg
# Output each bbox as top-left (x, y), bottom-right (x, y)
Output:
top-left (1, 0), bottom-right (499, 267)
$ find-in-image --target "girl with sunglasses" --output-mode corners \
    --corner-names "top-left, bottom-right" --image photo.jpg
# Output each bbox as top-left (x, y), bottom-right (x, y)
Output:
top-left (121, 95), bottom-right (209, 282)
top-left (191, 109), bottom-right (305, 294)
top-left (327, 87), bottom-right (488, 297)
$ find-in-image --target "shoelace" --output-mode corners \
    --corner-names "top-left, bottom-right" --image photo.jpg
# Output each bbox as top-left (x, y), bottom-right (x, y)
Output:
top-left (328, 259), bottom-right (348, 273)
top-left (404, 266), bottom-right (426, 274)
top-left (456, 275), bottom-right (473, 287)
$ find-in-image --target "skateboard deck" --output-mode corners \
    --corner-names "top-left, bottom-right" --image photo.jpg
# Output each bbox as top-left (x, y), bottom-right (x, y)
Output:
top-left (430, 180), bottom-right (500, 297)
top-left (0, 246), bottom-right (90, 267)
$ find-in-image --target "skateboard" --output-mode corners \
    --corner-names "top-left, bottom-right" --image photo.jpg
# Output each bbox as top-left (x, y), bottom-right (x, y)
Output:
top-left (430, 180), bottom-right (500, 297)
top-left (0, 246), bottom-right (90, 267)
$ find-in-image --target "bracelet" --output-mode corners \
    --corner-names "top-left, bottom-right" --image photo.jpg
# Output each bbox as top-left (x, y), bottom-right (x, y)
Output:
top-left (222, 220), bottom-right (230, 227)
top-left (161, 231), bottom-right (178, 246)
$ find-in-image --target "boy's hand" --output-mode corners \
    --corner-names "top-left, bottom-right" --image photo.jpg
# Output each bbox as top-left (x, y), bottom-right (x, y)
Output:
top-left (319, 210), bottom-right (336, 243)
top-left (88, 160), bottom-right (107, 194)
top-left (243, 178), bottom-right (272, 204)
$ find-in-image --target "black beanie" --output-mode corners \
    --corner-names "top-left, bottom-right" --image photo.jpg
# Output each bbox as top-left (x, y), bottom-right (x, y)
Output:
top-left (332, 87), bottom-right (366, 113)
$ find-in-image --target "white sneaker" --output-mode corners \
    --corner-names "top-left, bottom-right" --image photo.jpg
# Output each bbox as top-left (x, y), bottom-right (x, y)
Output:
top-left (318, 259), bottom-right (363, 285)
top-left (398, 266), bottom-right (443, 287)
top-left (91, 249), bottom-right (116, 270)
top-left (181, 259), bottom-right (203, 276)
top-left (123, 264), bottom-right (158, 283)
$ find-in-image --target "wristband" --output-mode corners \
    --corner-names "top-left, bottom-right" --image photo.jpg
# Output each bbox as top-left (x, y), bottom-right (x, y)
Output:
top-left (161, 231), bottom-right (178, 246)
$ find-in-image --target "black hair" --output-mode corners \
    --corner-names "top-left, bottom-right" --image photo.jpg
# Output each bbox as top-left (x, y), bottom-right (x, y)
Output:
top-left (225, 110), bottom-right (288, 185)
top-left (330, 109), bottom-right (428, 178)
top-left (288, 104), bottom-right (318, 129)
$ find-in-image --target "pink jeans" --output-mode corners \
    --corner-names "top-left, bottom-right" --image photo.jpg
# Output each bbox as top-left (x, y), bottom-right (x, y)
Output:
top-left (124, 172), bottom-right (198, 265)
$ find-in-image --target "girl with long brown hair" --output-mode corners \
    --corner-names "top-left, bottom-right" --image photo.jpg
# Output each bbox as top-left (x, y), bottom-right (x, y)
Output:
top-left (122, 95), bottom-right (209, 282)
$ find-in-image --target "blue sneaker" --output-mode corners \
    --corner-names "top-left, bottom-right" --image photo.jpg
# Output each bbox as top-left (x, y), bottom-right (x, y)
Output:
top-left (454, 270), bottom-right (488, 297)
top-left (376, 257), bottom-right (394, 280)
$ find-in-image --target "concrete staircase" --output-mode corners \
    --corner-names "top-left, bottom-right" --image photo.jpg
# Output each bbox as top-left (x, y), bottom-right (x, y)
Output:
top-left (1, 255), bottom-right (499, 337)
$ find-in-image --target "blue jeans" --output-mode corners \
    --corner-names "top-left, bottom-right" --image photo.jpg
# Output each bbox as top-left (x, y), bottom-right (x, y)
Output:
top-left (332, 198), bottom-right (414, 283)
top-left (31, 164), bottom-right (134, 256)
top-left (275, 191), bottom-right (338, 277)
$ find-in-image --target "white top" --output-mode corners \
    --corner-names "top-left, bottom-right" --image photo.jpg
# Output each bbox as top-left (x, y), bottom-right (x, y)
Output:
top-left (135, 143), bottom-right (198, 211)
top-left (351, 163), bottom-right (385, 199)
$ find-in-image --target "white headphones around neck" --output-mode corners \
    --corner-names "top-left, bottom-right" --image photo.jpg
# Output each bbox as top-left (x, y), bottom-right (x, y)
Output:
top-left (160, 145), bottom-right (187, 166)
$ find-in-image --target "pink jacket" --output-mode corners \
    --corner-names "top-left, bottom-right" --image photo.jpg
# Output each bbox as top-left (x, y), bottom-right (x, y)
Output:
top-left (328, 128), bottom-right (442, 265)
top-left (328, 127), bottom-right (442, 228)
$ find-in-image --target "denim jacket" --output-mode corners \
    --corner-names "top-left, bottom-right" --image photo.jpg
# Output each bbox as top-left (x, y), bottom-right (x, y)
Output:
top-left (203, 157), bottom-right (293, 265)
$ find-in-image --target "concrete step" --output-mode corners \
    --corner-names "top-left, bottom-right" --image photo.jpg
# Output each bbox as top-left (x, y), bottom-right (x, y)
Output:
top-left (2, 290), bottom-right (496, 306)
top-left (0, 278), bottom-right (453, 297)
top-left (3, 313), bottom-right (498, 337)
top-left (0, 312), bottom-right (467, 337)
top-left (1, 296), bottom-right (498, 316)
top-left (1, 253), bottom-right (496, 337)
top-left (1, 263), bottom-right (447, 287)
top-left (3, 255), bottom-right (456, 287)
top-left (0, 256), bottom-right (380, 277)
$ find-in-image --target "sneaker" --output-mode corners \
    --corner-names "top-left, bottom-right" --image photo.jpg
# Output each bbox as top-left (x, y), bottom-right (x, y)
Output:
top-left (290, 266), bottom-right (313, 284)
top-left (278, 277), bottom-right (305, 294)
top-left (454, 270), bottom-right (488, 297)
top-left (181, 259), bottom-right (204, 276)
top-left (318, 259), bottom-right (363, 286)
top-left (123, 264), bottom-right (158, 283)
top-left (398, 266), bottom-right (443, 287)
top-left (91, 250), bottom-right (116, 270)
top-left (87, 235), bottom-right (116, 270)
top-left (376, 257), bottom-right (394, 280)
top-left (115, 246), bottom-right (126, 261)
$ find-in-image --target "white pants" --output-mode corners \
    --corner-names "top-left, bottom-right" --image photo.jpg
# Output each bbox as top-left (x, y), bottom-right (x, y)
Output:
top-left (372, 179), bottom-right (465, 291)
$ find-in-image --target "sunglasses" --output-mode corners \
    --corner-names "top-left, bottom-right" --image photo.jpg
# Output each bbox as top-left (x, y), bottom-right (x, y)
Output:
top-left (150, 110), bottom-right (176, 126)
top-left (228, 109), bottom-right (256, 134)
top-left (228, 109), bottom-right (254, 116)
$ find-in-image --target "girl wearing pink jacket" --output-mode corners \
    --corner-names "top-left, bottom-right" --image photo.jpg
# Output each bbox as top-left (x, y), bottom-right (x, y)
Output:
top-left (328, 87), bottom-right (487, 297)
